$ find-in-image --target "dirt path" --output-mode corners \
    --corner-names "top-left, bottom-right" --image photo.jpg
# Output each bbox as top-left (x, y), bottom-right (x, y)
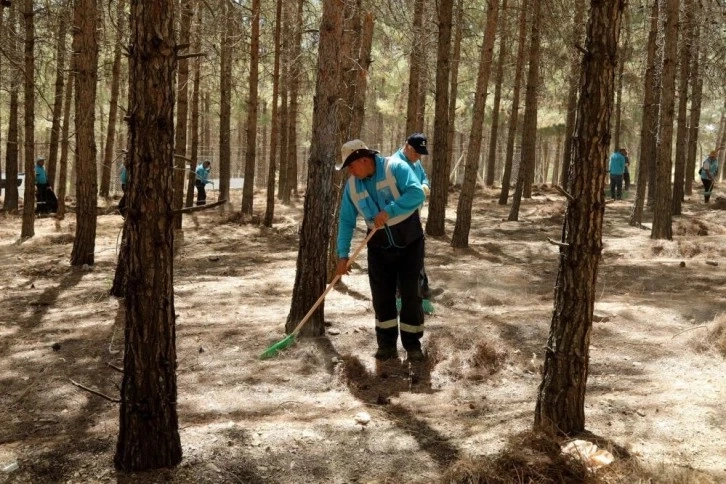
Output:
top-left (0, 188), bottom-right (724, 483)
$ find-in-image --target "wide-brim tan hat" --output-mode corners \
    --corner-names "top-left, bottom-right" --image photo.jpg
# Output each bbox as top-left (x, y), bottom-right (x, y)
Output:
top-left (337, 139), bottom-right (378, 170)
top-left (709, 150), bottom-right (718, 158)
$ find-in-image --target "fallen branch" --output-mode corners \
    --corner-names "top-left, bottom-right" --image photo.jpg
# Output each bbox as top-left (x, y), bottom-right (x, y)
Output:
top-left (547, 237), bottom-right (570, 248)
top-left (555, 185), bottom-right (575, 203)
top-left (671, 325), bottom-right (708, 339)
top-left (174, 199), bottom-right (227, 214)
top-left (177, 52), bottom-right (207, 60)
top-left (106, 362), bottom-right (123, 373)
top-left (69, 379), bottom-right (120, 403)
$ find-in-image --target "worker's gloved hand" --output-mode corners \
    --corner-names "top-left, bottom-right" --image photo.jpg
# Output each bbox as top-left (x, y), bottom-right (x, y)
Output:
top-left (374, 211), bottom-right (389, 228)
top-left (335, 258), bottom-right (350, 276)
top-left (422, 185), bottom-right (430, 196)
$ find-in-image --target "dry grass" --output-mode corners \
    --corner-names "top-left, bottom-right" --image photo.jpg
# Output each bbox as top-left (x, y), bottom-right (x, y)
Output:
top-left (691, 314), bottom-right (726, 357)
top-left (442, 431), bottom-right (592, 484)
top-left (599, 459), bottom-right (721, 484)
top-left (467, 341), bottom-right (506, 381)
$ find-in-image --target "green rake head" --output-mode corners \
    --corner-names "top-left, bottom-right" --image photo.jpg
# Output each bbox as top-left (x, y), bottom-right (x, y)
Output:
top-left (260, 333), bottom-right (297, 359)
top-left (422, 299), bottom-right (435, 315)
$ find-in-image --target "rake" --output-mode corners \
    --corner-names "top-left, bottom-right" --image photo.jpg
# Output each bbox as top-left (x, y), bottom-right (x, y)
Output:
top-left (260, 228), bottom-right (378, 359)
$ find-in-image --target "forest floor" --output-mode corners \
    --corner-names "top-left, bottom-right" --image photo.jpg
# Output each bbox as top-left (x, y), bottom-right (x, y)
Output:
top-left (0, 185), bottom-right (724, 484)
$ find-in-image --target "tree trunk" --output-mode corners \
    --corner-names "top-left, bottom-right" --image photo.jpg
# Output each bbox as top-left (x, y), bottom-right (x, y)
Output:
top-left (405, 0), bottom-right (425, 135)
top-left (426, 0), bottom-right (454, 237)
top-left (70, 0), bottom-right (99, 265)
top-left (241, 0), bottom-right (261, 216)
top-left (99, 0), bottom-right (125, 198)
top-left (508, 0), bottom-right (540, 220)
top-left (551, 136), bottom-right (561, 186)
top-left (277, 15), bottom-right (290, 203)
top-left (284, 0), bottom-right (303, 201)
top-left (185, 5), bottom-right (202, 209)
top-left (651, 0), bottom-right (679, 241)
top-left (114, 0), bottom-right (181, 471)
top-left (325, 0), bottom-right (362, 281)
top-left (4, 88), bottom-right (19, 212)
top-left (3, 5), bottom-right (20, 212)
top-left (451, 0), bottom-right (499, 248)
top-left (264, 0), bottom-right (283, 227)
top-left (629, 0), bottom-right (659, 227)
top-left (685, 20), bottom-right (702, 196)
top-left (47, 8), bottom-right (68, 189)
top-left (218, 0), bottom-right (233, 208)
top-left (349, 11), bottom-right (374, 139)
top-left (56, 61), bottom-right (75, 219)
top-left (535, 0), bottom-right (625, 436)
top-left (560, 0), bottom-right (585, 190)
top-left (20, 0), bottom-right (35, 239)
top-left (485, 0), bottom-right (508, 188)
top-left (445, 0), bottom-right (463, 187)
top-left (612, 9), bottom-right (628, 153)
top-left (671, 0), bottom-right (692, 215)
top-left (173, 0), bottom-right (192, 226)
top-left (286, 0), bottom-right (343, 336)
top-left (498, 0), bottom-right (528, 205)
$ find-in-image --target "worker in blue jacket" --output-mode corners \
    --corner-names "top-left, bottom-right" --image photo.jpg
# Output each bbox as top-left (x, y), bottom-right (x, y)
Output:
top-left (34, 156), bottom-right (50, 214)
top-left (608, 148), bottom-right (626, 200)
top-left (335, 139), bottom-right (427, 364)
top-left (392, 133), bottom-right (432, 309)
top-left (195, 161), bottom-right (212, 205)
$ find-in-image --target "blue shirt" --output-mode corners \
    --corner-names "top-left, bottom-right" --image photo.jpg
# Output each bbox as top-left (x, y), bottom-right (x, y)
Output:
top-left (392, 149), bottom-right (430, 187)
top-left (120, 165), bottom-right (128, 184)
top-left (609, 152), bottom-right (625, 176)
top-left (196, 164), bottom-right (211, 183)
top-left (35, 164), bottom-right (47, 185)
top-left (337, 154), bottom-right (424, 258)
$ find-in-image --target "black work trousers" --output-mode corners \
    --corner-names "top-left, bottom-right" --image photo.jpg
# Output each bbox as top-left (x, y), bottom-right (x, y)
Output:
top-left (196, 181), bottom-right (206, 205)
top-left (368, 236), bottom-right (424, 352)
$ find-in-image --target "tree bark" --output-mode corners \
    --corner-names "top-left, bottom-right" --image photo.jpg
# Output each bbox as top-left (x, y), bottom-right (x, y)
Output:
top-left (286, 0), bottom-right (343, 336)
top-left (685, 19), bottom-right (702, 196)
top-left (508, 0), bottom-right (540, 220)
top-left (99, 0), bottom-right (125, 198)
top-left (217, 0), bottom-right (233, 207)
top-left (535, 0), bottom-right (625, 436)
top-left (651, 0), bottom-right (679, 240)
top-left (405, 0), bottom-right (425, 135)
top-left (445, 0), bottom-right (463, 188)
top-left (671, 0), bottom-right (692, 215)
top-left (173, 0), bottom-right (192, 226)
top-left (185, 5), bottom-right (202, 209)
top-left (451, 0), bottom-right (499, 248)
top-left (56, 59), bottom-right (75, 219)
top-left (241, 0), bottom-right (261, 216)
top-left (498, 0), bottom-right (528, 205)
top-left (70, 0), bottom-right (99, 265)
top-left (20, 0), bottom-right (35, 239)
top-left (115, 0), bottom-right (181, 471)
top-left (629, 0), bottom-right (659, 227)
top-left (284, 0), bottom-right (303, 202)
top-left (47, 7), bottom-right (68, 189)
top-left (485, 0), bottom-right (508, 188)
top-left (3, 5), bottom-right (20, 212)
top-left (612, 9), bottom-right (628, 153)
top-left (560, 0), bottom-right (585, 190)
top-left (426, 0), bottom-right (454, 237)
top-left (264, 0), bottom-right (282, 227)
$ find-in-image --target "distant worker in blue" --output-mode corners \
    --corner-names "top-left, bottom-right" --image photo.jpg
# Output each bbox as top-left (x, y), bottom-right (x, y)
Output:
top-left (392, 133), bottom-right (433, 312)
top-left (195, 160), bottom-right (212, 206)
top-left (700, 150), bottom-right (719, 203)
top-left (35, 156), bottom-right (50, 214)
top-left (608, 148), bottom-right (626, 201)
top-left (335, 139), bottom-right (427, 365)
top-left (118, 160), bottom-right (129, 217)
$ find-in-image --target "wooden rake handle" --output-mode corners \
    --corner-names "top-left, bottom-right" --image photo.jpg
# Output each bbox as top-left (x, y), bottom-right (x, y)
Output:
top-left (290, 227), bottom-right (378, 337)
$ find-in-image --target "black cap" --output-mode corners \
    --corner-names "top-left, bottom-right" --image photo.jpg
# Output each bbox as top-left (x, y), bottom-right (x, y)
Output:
top-left (406, 133), bottom-right (429, 155)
